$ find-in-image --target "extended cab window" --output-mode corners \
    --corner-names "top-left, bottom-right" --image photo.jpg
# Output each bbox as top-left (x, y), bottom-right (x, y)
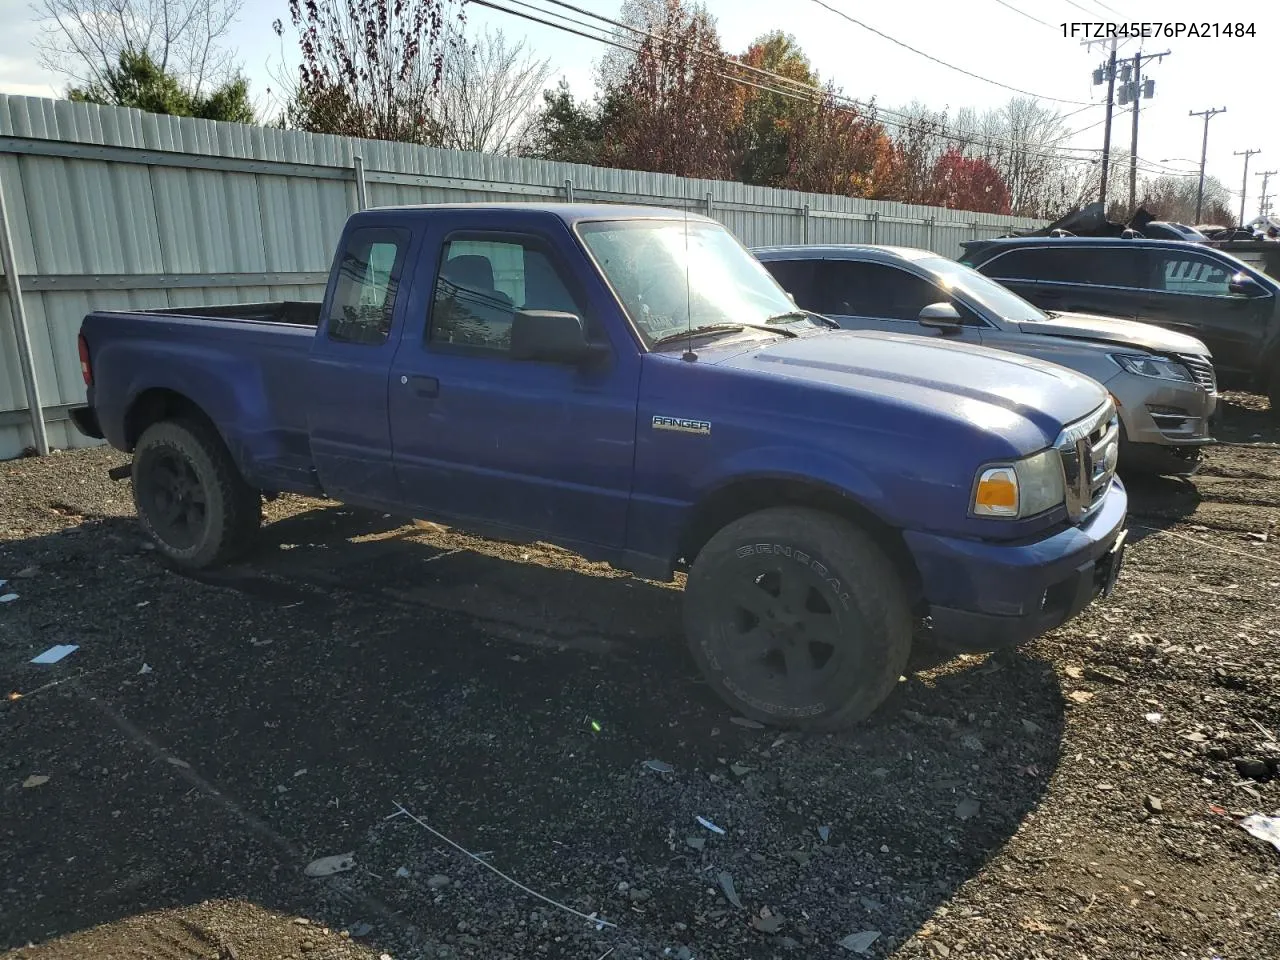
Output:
top-left (327, 228), bottom-right (410, 345)
top-left (429, 236), bottom-right (585, 353)
top-left (1151, 251), bottom-right (1232, 296)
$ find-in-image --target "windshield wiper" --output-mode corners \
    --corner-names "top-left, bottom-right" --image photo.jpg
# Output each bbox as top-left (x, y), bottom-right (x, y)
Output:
top-left (768, 309), bottom-right (839, 329)
top-left (650, 322), bottom-right (797, 347)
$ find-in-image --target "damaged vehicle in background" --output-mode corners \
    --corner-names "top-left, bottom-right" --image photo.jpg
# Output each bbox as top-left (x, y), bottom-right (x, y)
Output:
top-left (755, 244), bottom-right (1218, 476)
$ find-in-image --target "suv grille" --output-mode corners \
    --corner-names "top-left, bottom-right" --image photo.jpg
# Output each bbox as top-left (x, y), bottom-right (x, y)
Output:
top-left (1177, 354), bottom-right (1217, 393)
top-left (1056, 400), bottom-right (1120, 523)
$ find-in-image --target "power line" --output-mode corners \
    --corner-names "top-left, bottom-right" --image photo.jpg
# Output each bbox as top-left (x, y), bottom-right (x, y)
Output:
top-left (990, 0), bottom-right (1052, 27)
top-left (529, 0), bottom-right (1106, 160)
top-left (476, 0), bottom-right (1133, 172)
top-left (800, 0), bottom-right (1095, 105)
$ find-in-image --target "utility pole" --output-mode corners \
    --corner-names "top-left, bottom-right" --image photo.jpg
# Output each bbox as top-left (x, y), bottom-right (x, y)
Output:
top-left (1234, 149), bottom-right (1261, 226)
top-left (1099, 40), bottom-right (1118, 210)
top-left (1119, 49), bottom-right (1169, 213)
top-left (1258, 169), bottom-right (1277, 218)
top-left (1189, 107), bottom-right (1227, 223)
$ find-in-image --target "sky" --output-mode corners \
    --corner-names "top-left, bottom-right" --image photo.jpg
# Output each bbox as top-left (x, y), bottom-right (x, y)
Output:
top-left (2, 0), bottom-right (1277, 219)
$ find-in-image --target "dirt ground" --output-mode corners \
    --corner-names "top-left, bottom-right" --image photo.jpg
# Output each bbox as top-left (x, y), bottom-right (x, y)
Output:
top-left (1, 394), bottom-right (1278, 960)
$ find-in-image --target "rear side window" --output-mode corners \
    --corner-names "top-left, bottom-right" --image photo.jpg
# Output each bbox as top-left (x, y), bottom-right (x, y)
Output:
top-left (326, 227), bottom-right (411, 345)
top-left (1149, 251), bottom-right (1232, 296)
top-left (761, 259), bottom-right (820, 311)
top-left (428, 235), bottom-right (588, 354)
top-left (984, 246), bottom-right (1142, 288)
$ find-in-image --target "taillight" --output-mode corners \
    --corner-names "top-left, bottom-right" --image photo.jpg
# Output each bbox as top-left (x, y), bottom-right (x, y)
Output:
top-left (78, 333), bottom-right (92, 386)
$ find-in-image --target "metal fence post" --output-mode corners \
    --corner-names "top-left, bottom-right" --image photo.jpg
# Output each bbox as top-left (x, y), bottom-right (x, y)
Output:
top-left (705, 192), bottom-right (714, 218)
top-left (0, 169), bottom-right (49, 456)
top-left (353, 154), bottom-right (368, 211)
top-left (869, 212), bottom-right (879, 244)
top-left (926, 217), bottom-right (936, 252)
top-left (801, 203), bottom-right (810, 243)
top-left (564, 178), bottom-right (574, 202)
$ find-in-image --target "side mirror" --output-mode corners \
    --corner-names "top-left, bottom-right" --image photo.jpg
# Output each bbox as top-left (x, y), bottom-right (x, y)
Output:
top-left (918, 301), bottom-right (963, 331)
top-left (1228, 273), bottom-right (1265, 297)
top-left (509, 310), bottom-right (602, 364)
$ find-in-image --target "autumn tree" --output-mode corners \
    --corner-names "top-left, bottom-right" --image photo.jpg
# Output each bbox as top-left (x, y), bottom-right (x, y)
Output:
top-left (69, 49), bottom-right (254, 122)
top-left (731, 32), bottom-right (816, 187)
top-left (277, 0), bottom-right (464, 143)
top-left (34, 0), bottom-right (243, 97)
top-left (605, 0), bottom-right (739, 179)
top-left (782, 89), bottom-right (894, 198)
top-left (928, 148), bottom-right (1012, 214)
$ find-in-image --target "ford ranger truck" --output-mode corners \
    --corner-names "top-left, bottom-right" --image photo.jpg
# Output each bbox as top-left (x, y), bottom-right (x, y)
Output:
top-left (70, 204), bottom-right (1129, 729)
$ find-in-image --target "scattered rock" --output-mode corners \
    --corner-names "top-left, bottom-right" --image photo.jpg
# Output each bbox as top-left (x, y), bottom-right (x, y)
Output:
top-left (1145, 795), bottom-right (1164, 814)
top-left (427, 874), bottom-right (451, 890)
top-left (22, 775), bottom-right (49, 788)
top-left (304, 854), bottom-right (355, 878)
top-left (395, 867), bottom-right (411, 878)
top-left (817, 825), bottom-right (831, 842)
top-left (958, 733), bottom-right (984, 753)
top-left (1068, 691), bottom-right (1094, 705)
top-left (686, 836), bottom-right (706, 852)
top-left (1021, 719), bottom-right (1042, 734)
top-left (839, 930), bottom-right (881, 953)
top-left (955, 798), bottom-right (981, 821)
top-left (642, 759), bottom-right (674, 774)
top-left (1084, 665), bottom-right (1128, 684)
top-left (730, 717), bottom-right (765, 730)
top-left (717, 872), bottom-right (742, 909)
top-left (15, 566), bottom-right (39, 578)
top-left (628, 887), bottom-right (651, 902)
top-left (1235, 757), bottom-right (1270, 781)
top-left (752, 915), bottom-right (784, 934)
top-left (730, 763), bottom-right (753, 777)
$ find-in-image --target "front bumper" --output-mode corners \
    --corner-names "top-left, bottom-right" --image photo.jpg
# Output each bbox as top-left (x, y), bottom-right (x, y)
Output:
top-left (1110, 372), bottom-right (1216, 449)
top-left (905, 478), bottom-right (1129, 650)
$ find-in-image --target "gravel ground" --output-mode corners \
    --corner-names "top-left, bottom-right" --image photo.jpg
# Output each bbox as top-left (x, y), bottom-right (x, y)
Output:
top-left (1, 394), bottom-right (1278, 960)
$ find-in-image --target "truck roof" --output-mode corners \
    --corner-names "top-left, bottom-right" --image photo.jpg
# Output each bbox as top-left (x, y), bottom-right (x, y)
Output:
top-left (361, 202), bottom-right (718, 225)
top-left (751, 244), bottom-right (938, 262)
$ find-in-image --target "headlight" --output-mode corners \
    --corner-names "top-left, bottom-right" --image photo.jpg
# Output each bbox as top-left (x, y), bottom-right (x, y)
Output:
top-left (1111, 354), bottom-right (1193, 382)
top-left (972, 449), bottom-right (1065, 519)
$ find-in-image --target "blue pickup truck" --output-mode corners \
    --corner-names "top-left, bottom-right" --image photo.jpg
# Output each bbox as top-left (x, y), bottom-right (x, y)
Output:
top-left (71, 203), bottom-right (1128, 728)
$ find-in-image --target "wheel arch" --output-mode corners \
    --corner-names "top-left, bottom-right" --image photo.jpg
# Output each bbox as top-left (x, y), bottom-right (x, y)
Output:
top-left (124, 388), bottom-right (222, 452)
top-left (676, 475), bottom-right (924, 606)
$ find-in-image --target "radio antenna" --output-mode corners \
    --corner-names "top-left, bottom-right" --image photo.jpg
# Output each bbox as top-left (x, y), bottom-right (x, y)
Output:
top-left (681, 195), bottom-right (696, 362)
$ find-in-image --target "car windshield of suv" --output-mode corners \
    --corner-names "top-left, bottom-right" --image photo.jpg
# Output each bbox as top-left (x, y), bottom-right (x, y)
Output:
top-left (577, 219), bottom-right (809, 345)
top-left (917, 256), bottom-right (1050, 324)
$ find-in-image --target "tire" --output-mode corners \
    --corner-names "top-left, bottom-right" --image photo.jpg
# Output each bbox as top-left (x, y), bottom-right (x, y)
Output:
top-left (1269, 371), bottom-right (1280, 418)
top-left (131, 419), bottom-right (261, 569)
top-left (683, 506), bottom-right (913, 730)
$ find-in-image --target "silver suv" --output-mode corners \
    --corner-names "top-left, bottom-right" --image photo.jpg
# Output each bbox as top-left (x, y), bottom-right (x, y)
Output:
top-left (754, 244), bottom-right (1217, 476)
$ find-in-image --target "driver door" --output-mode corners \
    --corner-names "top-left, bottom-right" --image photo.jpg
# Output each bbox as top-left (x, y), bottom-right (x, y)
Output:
top-left (813, 260), bottom-right (985, 345)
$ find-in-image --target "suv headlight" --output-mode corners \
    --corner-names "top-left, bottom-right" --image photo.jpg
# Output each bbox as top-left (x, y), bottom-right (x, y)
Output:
top-left (1111, 354), bottom-right (1193, 382)
top-left (972, 449), bottom-right (1065, 519)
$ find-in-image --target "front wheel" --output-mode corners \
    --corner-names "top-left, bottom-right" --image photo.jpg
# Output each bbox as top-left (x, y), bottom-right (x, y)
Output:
top-left (683, 507), bottom-right (913, 730)
top-left (132, 419), bottom-right (262, 569)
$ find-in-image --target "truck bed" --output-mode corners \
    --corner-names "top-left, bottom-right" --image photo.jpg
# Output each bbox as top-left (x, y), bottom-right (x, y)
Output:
top-left (147, 301), bottom-right (322, 326)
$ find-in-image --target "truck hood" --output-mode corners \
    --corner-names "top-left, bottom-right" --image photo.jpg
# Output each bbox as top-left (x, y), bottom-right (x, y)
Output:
top-left (715, 329), bottom-right (1106, 445)
top-left (1019, 311), bottom-right (1210, 357)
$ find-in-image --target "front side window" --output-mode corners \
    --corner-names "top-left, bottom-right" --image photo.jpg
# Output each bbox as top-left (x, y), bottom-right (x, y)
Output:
top-left (326, 227), bottom-right (410, 345)
top-left (577, 219), bottom-right (810, 346)
top-left (761, 259), bottom-right (819, 311)
top-left (817, 261), bottom-right (956, 322)
top-left (1151, 252), bottom-right (1232, 296)
top-left (428, 235), bottom-right (586, 353)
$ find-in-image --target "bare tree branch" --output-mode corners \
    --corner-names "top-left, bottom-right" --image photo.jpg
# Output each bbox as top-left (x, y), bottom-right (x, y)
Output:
top-left (433, 28), bottom-right (555, 155)
top-left (31, 0), bottom-right (244, 93)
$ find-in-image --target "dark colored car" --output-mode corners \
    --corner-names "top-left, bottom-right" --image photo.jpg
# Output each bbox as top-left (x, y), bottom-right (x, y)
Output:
top-left (959, 237), bottom-right (1280, 408)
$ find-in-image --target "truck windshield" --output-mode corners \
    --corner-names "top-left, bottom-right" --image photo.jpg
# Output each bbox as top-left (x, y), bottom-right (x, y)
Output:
top-left (577, 219), bottom-right (805, 346)
top-left (917, 256), bottom-right (1050, 324)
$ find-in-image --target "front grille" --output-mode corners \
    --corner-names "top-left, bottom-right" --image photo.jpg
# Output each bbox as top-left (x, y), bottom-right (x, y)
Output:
top-left (1178, 354), bottom-right (1217, 393)
top-left (1056, 400), bottom-right (1120, 523)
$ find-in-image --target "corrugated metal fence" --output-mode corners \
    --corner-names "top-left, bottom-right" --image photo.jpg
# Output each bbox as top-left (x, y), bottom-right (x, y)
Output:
top-left (0, 94), bottom-right (1046, 459)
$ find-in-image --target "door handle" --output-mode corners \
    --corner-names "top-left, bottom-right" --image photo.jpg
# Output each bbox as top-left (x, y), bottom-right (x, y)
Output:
top-left (406, 375), bottom-right (439, 398)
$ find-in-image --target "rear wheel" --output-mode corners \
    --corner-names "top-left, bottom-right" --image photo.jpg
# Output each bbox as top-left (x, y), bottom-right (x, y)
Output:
top-left (132, 419), bottom-right (261, 568)
top-left (683, 507), bottom-right (912, 730)
top-left (1269, 368), bottom-right (1280, 418)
